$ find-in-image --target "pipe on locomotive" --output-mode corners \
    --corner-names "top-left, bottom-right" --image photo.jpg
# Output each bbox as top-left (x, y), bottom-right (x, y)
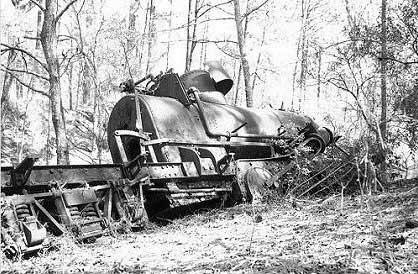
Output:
top-left (188, 87), bottom-right (288, 140)
top-left (187, 86), bottom-right (333, 154)
top-left (116, 65), bottom-right (334, 158)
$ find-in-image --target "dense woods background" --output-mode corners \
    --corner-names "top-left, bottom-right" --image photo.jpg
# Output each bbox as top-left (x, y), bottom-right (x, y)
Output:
top-left (1, 0), bottom-right (417, 180)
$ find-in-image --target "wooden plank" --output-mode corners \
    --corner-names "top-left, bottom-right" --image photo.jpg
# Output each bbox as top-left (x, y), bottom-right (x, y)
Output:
top-left (33, 200), bottom-right (66, 235)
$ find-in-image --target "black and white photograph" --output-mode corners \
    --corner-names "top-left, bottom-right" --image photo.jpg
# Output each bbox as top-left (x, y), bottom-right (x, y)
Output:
top-left (1, 0), bottom-right (417, 272)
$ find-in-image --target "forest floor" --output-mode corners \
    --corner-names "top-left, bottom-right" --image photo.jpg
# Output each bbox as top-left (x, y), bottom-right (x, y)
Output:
top-left (1, 180), bottom-right (418, 274)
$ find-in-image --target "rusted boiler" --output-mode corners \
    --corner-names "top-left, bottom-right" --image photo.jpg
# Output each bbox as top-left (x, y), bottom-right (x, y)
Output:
top-left (107, 66), bottom-right (333, 212)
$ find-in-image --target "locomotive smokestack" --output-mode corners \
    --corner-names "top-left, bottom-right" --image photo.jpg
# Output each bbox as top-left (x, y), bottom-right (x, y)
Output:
top-left (204, 60), bottom-right (234, 94)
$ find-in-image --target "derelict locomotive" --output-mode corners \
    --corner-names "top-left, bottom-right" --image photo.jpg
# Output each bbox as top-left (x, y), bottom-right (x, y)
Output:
top-left (107, 64), bottom-right (333, 209)
top-left (1, 64), bottom-right (333, 257)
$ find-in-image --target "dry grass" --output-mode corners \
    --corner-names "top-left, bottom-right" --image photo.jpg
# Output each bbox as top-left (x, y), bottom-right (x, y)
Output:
top-left (1, 182), bottom-right (418, 274)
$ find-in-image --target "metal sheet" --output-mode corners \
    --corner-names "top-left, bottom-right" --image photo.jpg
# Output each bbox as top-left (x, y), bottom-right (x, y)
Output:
top-left (63, 189), bottom-right (98, 207)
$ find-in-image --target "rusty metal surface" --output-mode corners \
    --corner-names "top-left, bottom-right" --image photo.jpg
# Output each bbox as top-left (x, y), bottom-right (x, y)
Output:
top-left (107, 90), bottom-right (330, 167)
top-left (180, 70), bottom-right (216, 92)
top-left (154, 73), bottom-right (191, 106)
top-left (62, 189), bottom-right (98, 207)
top-left (1, 164), bottom-right (122, 189)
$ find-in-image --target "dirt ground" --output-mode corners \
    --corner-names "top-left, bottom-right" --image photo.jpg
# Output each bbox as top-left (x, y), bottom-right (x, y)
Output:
top-left (1, 182), bottom-right (418, 274)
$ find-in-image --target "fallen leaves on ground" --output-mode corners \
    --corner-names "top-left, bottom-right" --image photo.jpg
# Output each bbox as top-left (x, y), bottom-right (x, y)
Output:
top-left (1, 183), bottom-right (417, 274)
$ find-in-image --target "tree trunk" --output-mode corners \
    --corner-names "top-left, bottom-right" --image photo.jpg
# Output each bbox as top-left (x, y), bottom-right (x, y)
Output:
top-left (186, 0), bottom-right (199, 71)
top-left (1, 73), bottom-right (13, 107)
top-left (90, 62), bottom-right (100, 163)
top-left (60, 100), bottom-right (70, 163)
top-left (17, 93), bottom-right (32, 162)
top-left (199, 19), bottom-right (208, 69)
top-left (251, 26), bottom-right (266, 92)
top-left (127, 0), bottom-right (139, 53)
top-left (67, 39), bottom-right (74, 110)
top-left (138, 0), bottom-right (150, 73)
top-left (202, 22), bottom-right (208, 66)
top-left (291, 0), bottom-right (311, 111)
top-left (15, 75), bottom-right (23, 99)
top-left (316, 47), bottom-right (322, 98)
top-left (166, 0), bottom-right (173, 70)
top-left (40, 0), bottom-right (69, 165)
top-left (68, 62), bottom-right (73, 110)
top-left (380, 0), bottom-right (388, 184)
top-left (185, 0), bottom-right (193, 72)
top-left (46, 101), bottom-right (51, 164)
top-left (145, 0), bottom-right (155, 74)
top-left (234, 64), bottom-right (242, 105)
top-left (36, 7), bottom-right (42, 50)
top-left (298, 0), bottom-right (308, 111)
top-left (234, 1), bottom-right (250, 107)
top-left (300, 39), bottom-right (308, 111)
top-left (1, 49), bottom-right (16, 108)
top-left (82, 61), bottom-right (91, 104)
top-left (75, 64), bottom-right (82, 110)
top-left (81, 9), bottom-right (93, 105)
top-left (95, 84), bottom-right (102, 164)
top-left (233, 0), bottom-right (253, 107)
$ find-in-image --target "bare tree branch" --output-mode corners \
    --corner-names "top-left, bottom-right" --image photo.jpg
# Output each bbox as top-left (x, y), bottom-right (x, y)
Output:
top-left (2, 69), bottom-right (50, 97)
top-left (56, 0), bottom-right (79, 23)
top-left (327, 77), bottom-right (377, 134)
top-left (30, 0), bottom-right (45, 11)
top-left (1, 65), bottom-right (49, 81)
top-left (380, 56), bottom-right (418, 65)
top-left (198, 0), bottom-right (233, 19)
top-left (242, 0), bottom-right (269, 19)
top-left (24, 36), bottom-right (41, 41)
top-left (195, 39), bottom-right (238, 44)
top-left (59, 50), bottom-right (78, 77)
top-left (158, 17), bottom-right (234, 33)
top-left (323, 39), bottom-right (380, 50)
top-left (1, 43), bottom-right (48, 71)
